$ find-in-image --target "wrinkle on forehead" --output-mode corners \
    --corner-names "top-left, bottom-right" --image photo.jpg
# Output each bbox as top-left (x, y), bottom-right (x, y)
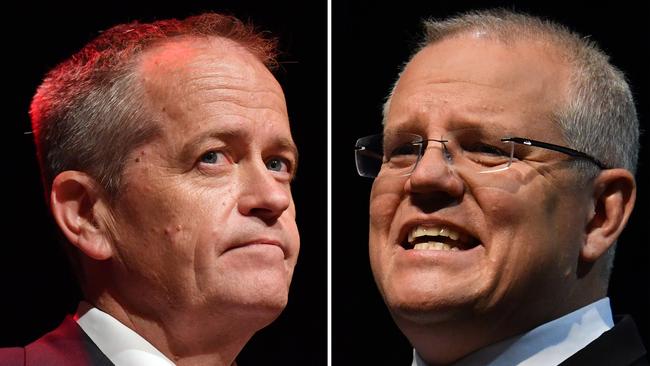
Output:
top-left (397, 80), bottom-right (509, 113)
top-left (137, 37), bottom-right (282, 103)
top-left (387, 36), bottom-right (571, 139)
top-left (399, 43), bottom-right (569, 100)
top-left (188, 79), bottom-right (287, 114)
top-left (135, 37), bottom-right (287, 125)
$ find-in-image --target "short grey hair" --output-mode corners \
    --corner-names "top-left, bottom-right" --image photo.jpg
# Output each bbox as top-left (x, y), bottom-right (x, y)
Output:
top-left (31, 13), bottom-right (279, 202)
top-left (383, 9), bottom-right (640, 281)
top-left (384, 9), bottom-right (639, 177)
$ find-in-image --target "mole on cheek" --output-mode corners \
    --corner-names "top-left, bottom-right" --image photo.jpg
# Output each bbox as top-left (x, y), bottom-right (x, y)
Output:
top-left (164, 224), bottom-right (183, 236)
top-left (134, 150), bottom-right (147, 163)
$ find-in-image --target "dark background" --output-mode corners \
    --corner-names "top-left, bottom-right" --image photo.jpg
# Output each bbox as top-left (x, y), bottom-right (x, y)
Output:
top-left (333, 1), bottom-right (649, 364)
top-left (3, 1), bottom-right (326, 365)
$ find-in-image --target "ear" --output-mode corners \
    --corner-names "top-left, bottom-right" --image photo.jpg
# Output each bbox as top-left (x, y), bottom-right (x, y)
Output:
top-left (50, 171), bottom-right (115, 261)
top-left (581, 169), bottom-right (636, 262)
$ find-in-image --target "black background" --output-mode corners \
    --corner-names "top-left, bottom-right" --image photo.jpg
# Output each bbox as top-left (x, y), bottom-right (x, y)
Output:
top-left (3, 1), bottom-right (326, 365)
top-left (3, 1), bottom-right (649, 365)
top-left (333, 1), bottom-right (649, 364)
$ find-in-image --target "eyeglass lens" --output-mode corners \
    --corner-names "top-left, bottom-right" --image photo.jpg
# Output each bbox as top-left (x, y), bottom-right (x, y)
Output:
top-left (356, 129), bottom-right (516, 178)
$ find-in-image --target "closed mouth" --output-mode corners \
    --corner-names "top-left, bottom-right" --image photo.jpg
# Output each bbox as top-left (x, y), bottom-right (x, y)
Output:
top-left (226, 238), bottom-right (284, 253)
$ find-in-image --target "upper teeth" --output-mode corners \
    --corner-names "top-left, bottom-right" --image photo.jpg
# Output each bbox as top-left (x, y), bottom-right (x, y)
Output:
top-left (413, 242), bottom-right (459, 251)
top-left (408, 225), bottom-right (460, 243)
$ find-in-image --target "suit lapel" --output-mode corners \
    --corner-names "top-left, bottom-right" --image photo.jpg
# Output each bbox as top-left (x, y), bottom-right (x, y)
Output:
top-left (26, 315), bottom-right (114, 366)
top-left (560, 316), bottom-right (648, 366)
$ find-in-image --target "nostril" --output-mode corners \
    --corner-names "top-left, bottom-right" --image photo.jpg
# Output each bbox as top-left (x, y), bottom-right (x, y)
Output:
top-left (249, 208), bottom-right (281, 225)
top-left (410, 193), bottom-right (460, 213)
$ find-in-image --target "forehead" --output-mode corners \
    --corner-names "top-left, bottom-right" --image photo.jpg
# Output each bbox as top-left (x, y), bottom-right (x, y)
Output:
top-left (388, 35), bottom-right (571, 137)
top-left (139, 37), bottom-right (277, 83)
top-left (135, 37), bottom-right (291, 142)
top-left (138, 36), bottom-right (286, 111)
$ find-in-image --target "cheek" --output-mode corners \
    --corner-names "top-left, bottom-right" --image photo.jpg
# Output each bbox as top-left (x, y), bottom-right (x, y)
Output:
top-left (284, 220), bottom-right (301, 273)
top-left (369, 181), bottom-right (404, 233)
top-left (113, 178), bottom-right (238, 266)
top-left (369, 186), bottom-right (402, 272)
top-left (368, 185), bottom-right (397, 281)
top-left (472, 186), bottom-right (546, 258)
top-left (471, 186), bottom-right (526, 229)
top-left (473, 182), bottom-right (579, 301)
top-left (112, 199), bottom-right (194, 280)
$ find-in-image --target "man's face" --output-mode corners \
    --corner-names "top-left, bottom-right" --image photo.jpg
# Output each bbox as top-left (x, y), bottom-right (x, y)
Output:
top-left (106, 39), bottom-right (299, 326)
top-left (369, 35), bottom-right (592, 333)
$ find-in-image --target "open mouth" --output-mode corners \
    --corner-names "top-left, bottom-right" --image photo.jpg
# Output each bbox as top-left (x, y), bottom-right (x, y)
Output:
top-left (402, 224), bottom-right (479, 251)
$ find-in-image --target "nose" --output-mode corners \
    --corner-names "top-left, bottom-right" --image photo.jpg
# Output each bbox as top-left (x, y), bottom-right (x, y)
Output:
top-left (405, 143), bottom-right (465, 198)
top-left (238, 161), bottom-right (292, 224)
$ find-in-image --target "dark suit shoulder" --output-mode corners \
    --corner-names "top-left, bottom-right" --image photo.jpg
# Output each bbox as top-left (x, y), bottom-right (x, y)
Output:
top-left (561, 315), bottom-right (648, 366)
top-left (0, 347), bottom-right (24, 366)
top-left (24, 316), bottom-right (113, 366)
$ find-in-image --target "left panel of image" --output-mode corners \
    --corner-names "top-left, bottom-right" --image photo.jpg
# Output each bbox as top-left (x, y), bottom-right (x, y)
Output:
top-left (3, 1), bottom-right (327, 365)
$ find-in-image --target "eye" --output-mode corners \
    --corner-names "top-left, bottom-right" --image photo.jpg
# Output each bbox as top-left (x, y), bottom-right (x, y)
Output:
top-left (199, 151), bottom-right (227, 165)
top-left (266, 157), bottom-right (291, 173)
top-left (460, 141), bottom-right (513, 168)
top-left (389, 143), bottom-right (419, 158)
top-left (464, 142), bottom-right (510, 157)
top-left (475, 144), bottom-right (509, 156)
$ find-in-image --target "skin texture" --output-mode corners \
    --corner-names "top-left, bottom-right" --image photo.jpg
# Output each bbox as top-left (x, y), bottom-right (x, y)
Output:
top-left (369, 33), bottom-right (635, 365)
top-left (51, 37), bottom-right (299, 365)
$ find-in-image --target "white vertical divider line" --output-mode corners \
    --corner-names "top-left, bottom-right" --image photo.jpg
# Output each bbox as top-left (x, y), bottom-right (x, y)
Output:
top-left (327, 0), bottom-right (333, 364)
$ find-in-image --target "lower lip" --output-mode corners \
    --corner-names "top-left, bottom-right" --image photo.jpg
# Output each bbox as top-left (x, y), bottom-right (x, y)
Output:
top-left (394, 244), bottom-right (484, 267)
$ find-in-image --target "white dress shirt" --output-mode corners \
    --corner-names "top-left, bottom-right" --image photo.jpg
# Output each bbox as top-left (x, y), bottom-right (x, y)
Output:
top-left (412, 298), bottom-right (614, 366)
top-left (75, 302), bottom-right (176, 366)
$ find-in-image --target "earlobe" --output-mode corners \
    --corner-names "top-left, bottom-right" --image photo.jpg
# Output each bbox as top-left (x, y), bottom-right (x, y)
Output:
top-left (50, 171), bottom-right (114, 261)
top-left (581, 169), bottom-right (636, 262)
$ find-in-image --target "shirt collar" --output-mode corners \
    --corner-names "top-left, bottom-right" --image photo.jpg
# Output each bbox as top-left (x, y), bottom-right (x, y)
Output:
top-left (75, 302), bottom-right (176, 366)
top-left (413, 298), bottom-right (614, 366)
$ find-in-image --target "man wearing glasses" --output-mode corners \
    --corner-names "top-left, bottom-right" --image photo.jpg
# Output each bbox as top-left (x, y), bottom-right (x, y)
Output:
top-left (355, 10), bottom-right (647, 365)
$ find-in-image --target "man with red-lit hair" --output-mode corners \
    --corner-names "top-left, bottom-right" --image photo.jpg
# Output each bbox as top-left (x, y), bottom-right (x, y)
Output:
top-left (0, 13), bottom-right (300, 366)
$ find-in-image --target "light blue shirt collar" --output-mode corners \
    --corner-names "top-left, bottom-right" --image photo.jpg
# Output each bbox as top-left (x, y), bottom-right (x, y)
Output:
top-left (413, 298), bottom-right (613, 366)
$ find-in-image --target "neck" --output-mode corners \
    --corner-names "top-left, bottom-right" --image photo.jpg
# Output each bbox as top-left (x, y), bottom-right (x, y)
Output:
top-left (90, 292), bottom-right (257, 366)
top-left (398, 295), bottom-right (601, 365)
top-left (401, 313), bottom-right (516, 365)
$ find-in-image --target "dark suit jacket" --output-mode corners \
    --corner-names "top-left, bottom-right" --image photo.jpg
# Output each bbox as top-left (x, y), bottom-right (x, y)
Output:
top-left (0, 316), bottom-right (113, 366)
top-left (560, 315), bottom-right (648, 366)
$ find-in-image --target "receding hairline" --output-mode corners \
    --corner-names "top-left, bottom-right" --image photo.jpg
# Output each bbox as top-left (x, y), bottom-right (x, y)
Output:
top-left (135, 35), bottom-right (281, 85)
top-left (384, 12), bottom-right (594, 124)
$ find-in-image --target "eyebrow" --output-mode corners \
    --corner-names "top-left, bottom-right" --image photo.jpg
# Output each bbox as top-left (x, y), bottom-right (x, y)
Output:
top-left (268, 135), bottom-right (299, 157)
top-left (180, 128), bottom-right (299, 163)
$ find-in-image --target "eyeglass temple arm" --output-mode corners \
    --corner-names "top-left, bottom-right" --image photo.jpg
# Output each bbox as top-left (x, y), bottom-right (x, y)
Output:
top-left (501, 137), bottom-right (608, 169)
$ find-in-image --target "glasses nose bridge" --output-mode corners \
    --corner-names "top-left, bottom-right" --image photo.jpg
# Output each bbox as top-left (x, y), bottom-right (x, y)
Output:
top-left (420, 137), bottom-right (453, 158)
top-left (413, 137), bottom-right (454, 172)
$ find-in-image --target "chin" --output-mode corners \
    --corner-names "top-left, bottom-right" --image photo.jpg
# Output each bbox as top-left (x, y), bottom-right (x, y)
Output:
top-left (388, 296), bottom-right (474, 327)
top-left (233, 291), bottom-right (289, 330)
top-left (230, 269), bottom-right (292, 317)
top-left (379, 273), bottom-right (481, 326)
